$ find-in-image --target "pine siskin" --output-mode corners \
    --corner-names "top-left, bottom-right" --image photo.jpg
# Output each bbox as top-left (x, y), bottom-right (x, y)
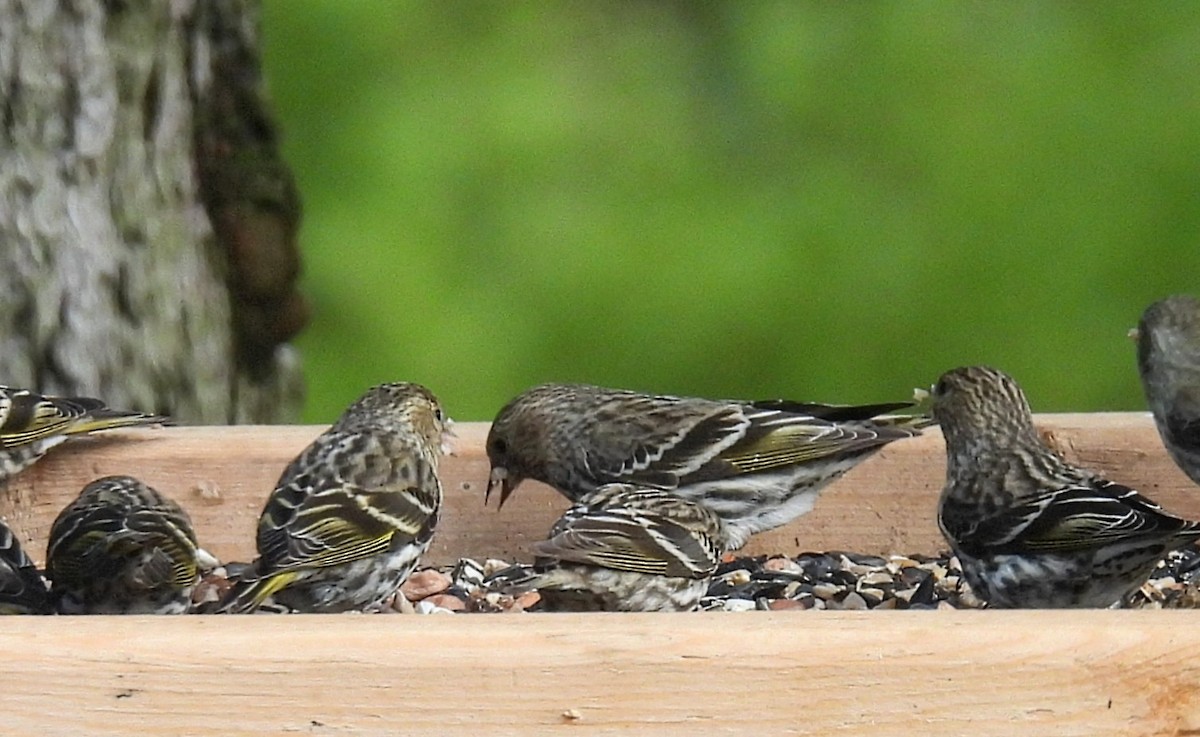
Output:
top-left (0, 386), bottom-right (165, 483)
top-left (485, 383), bottom-right (928, 549)
top-left (0, 521), bottom-right (51, 614)
top-left (217, 382), bottom-right (451, 614)
top-left (46, 475), bottom-right (201, 614)
top-left (932, 365), bottom-right (1200, 608)
top-left (1133, 294), bottom-right (1200, 485)
top-left (523, 484), bottom-right (727, 612)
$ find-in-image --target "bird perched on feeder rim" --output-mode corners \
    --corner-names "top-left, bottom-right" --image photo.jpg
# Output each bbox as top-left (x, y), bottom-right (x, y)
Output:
top-left (932, 364), bottom-right (1200, 608)
top-left (46, 475), bottom-right (204, 614)
top-left (485, 382), bottom-right (929, 549)
top-left (1132, 294), bottom-right (1200, 486)
top-left (0, 386), bottom-right (166, 483)
top-left (519, 483), bottom-right (727, 612)
top-left (217, 382), bottom-right (452, 613)
top-left (0, 520), bottom-right (51, 614)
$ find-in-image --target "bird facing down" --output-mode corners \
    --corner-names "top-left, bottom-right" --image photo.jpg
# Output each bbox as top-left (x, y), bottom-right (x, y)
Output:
top-left (932, 365), bottom-right (1200, 608)
top-left (0, 386), bottom-right (165, 483)
top-left (524, 484), bottom-right (727, 612)
top-left (0, 521), bottom-right (51, 614)
top-left (1134, 294), bottom-right (1200, 486)
top-left (485, 383), bottom-right (928, 549)
top-left (46, 475), bottom-right (200, 614)
top-left (218, 382), bottom-right (451, 614)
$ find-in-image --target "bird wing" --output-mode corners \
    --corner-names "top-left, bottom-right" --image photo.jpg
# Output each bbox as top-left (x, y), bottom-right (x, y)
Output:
top-left (582, 396), bottom-right (924, 487)
top-left (122, 508), bottom-right (199, 589)
top-left (749, 400), bottom-right (916, 423)
top-left (46, 503), bottom-right (126, 586)
top-left (957, 479), bottom-right (1193, 554)
top-left (0, 392), bottom-right (103, 447)
top-left (0, 390), bottom-right (162, 448)
top-left (534, 495), bottom-right (721, 578)
top-left (48, 477), bottom-right (199, 590)
top-left (698, 403), bottom-right (924, 479)
top-left (0, 527), bottom-right (48, 614)
top-left (257, 435), bottom-right (440, 574)
top-left (586, 400), bottom-right (750, 487)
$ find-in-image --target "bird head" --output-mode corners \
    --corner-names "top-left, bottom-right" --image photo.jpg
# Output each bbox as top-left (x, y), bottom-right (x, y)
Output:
top-left (484, 432), bottom-right (525, 509)
top-left (1136, 294), bottom-right (1200, 379)
top-left (485, 464), bottom-right (520, 509)
top-left (485, 386), bottom-right (563, 509)
top-left (929, 365), bottom-right (1038, 452)
top-left (337, 382), bottom-right (453, 462)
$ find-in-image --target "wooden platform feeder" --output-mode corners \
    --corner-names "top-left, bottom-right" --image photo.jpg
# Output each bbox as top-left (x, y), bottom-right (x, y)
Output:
top-left (3, 414), bottom-right (1200, 736)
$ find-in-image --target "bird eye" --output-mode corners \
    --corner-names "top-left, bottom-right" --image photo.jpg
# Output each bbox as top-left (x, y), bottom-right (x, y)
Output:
top-left (490, 438), bottom-right (507, 456)
top-left (434, 407), bottom-right (444, 423)
top-left (933, 377), bottom-right (949, 396)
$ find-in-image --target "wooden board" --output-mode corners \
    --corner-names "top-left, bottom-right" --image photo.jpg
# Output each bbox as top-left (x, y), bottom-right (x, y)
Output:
top-left (3, 415), bottom-right (1200, 736)
top-left (2, 412), bottom-right (1196, 567)
top-left (3, 610), bottom-right (1199, 736)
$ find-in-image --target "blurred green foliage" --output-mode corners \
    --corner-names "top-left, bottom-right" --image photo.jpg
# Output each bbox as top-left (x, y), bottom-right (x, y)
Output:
top-left (261, 1), bottom-right (1200, 422)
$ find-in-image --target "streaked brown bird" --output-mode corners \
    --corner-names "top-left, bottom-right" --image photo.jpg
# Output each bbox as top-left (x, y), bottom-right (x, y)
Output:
top-left (0, 521), bottom-right (51, 614)
top-left (933, 365), bottom-right (1200, 608)
top-left (217, 382), bottom-right (451, 613)
top-left (1133, 294), bottom-right (1200, 486)
top-left (524, 484), bottom-right (727, 612)
top-left (47, 475), bottom-right (200, 614)
top-left (485, 383), bottom-right (928, 549)
top-left (0, 386), bottom-right (165, 483)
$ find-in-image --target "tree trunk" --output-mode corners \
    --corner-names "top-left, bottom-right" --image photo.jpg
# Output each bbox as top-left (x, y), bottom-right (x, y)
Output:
top-left (0, 0), bottom-right (305, 423)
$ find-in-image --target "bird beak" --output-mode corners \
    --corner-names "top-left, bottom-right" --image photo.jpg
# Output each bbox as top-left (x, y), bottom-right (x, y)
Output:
top-left (1127, 327), bottom-right (1139, 342)
top-left (440, 418), bottom-right (458, 456)
top-left (485, 466), bottom-right (518, 509)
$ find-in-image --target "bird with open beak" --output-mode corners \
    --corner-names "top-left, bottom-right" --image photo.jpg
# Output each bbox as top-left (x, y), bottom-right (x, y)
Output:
top-left (484, 382), bottom-right (928, 549)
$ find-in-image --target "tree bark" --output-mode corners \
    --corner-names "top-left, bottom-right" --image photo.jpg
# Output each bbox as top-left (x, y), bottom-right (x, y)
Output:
top-left (0, 0), bottom-right (305, 423)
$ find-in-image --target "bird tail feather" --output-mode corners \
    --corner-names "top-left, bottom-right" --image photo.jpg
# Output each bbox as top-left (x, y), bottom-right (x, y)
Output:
top-left (212, 569), bottom-right (299, 614)
top-left (63, 411), bottom-right (169, 436)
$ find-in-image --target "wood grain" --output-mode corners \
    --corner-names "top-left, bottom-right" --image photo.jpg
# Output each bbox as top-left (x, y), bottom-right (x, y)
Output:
top-left (1, 413), bottom-right (1195, 567)
top-left (2, 611), bottom-right (1198, 736)
top-left (3, 416), bottom-right (1200, 737)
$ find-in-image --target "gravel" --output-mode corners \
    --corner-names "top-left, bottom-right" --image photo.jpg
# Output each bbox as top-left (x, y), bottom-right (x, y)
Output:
top-left (191, 547), bottom-right (1200, 613)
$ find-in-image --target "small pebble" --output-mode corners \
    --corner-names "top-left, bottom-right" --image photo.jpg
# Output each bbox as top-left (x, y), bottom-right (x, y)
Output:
top-left (811, 583), bottom-right (840, 600)
top-left (483, 559), bottom-right (514, 576)
top-left (182, 546), bottom-right (1200, 614)
top-left (195, 548), bottom-right (220, 571)
top-left (724, 569), bottom-right (752, 586)
top-left (514, 590), bottom-right (542, 611)
top-left (767, 599), bottom-right (808, 611)
top-left (192, 572), bottom-right (229, 606)
top-left (840, 592), bottom-right (868, 610)
top-left (391, 593), bottom-right (416, 614)
top-left (719, 599), bottom-right (757, 612)
top-left (401, 569), bottom-right (452, 601)
top-left (858, 588), bottom-right (885, 606)
top-left (845, 563), bottom-right (876, 578)
top-left (424, 593), bottom-right (468, 612)
top-left (414, 600), bottom-right (456, 615)
top-left (859, 571), bottom-right (893, 587)
top-left (763, 557), bottom-right (802, 574)
top-left (898, 566), bottom-right (928, 587)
